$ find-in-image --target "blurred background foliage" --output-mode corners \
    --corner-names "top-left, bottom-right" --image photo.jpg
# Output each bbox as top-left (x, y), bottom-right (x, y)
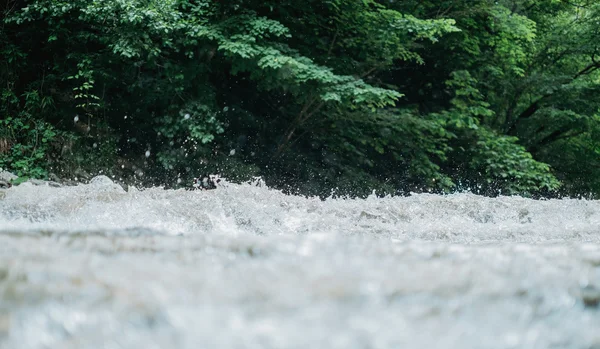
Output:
top-left (2, 0), bottom-right (600, 198)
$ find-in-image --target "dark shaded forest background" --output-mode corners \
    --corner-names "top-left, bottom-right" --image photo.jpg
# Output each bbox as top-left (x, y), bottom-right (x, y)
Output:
top-left (2, 0), bottom-right (600, 198)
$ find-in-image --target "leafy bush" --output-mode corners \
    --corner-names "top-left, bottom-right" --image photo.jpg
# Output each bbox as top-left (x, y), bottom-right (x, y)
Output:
top-left (2, 0), bottom-right (600, 197)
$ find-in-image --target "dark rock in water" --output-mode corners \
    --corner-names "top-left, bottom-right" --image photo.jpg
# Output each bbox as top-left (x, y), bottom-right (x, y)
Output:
top-left (192, 174), bottom-right (220, 190)
top-left (581, 285), bottom-right (600, 308)
top-left (0, 179), bottom-right (11, 189)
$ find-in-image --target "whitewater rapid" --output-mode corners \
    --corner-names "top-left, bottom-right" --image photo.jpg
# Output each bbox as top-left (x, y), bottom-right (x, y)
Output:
top-left (1, 176), bottom-right (600, 349)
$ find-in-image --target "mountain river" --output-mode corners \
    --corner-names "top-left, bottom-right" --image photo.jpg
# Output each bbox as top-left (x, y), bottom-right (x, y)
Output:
top-left (1, 176), bottom-right (600, 349)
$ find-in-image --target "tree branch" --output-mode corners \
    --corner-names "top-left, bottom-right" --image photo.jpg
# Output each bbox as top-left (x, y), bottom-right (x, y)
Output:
top-left (508, 53), bottom-right (600, 134)
top-left (273, 95), bottom-right (322, 158)
top-left (529, 127), bottom-right (584, 153)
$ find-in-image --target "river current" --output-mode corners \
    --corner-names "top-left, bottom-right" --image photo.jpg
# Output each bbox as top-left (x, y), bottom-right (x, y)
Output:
top-left (1, 176), bottom-right (600, 349)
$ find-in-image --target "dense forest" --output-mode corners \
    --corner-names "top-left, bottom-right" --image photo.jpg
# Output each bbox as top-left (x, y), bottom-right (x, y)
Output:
top-left (1, 0), bottom-right (600, 198)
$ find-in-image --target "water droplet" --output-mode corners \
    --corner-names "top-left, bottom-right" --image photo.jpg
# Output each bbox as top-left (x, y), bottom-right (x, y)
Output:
top-left (184, 113), bottom-right (191, 120)
top-left (145, 150), bottom-right (151, 158)
top-left (229, 149), bottom-right (236, 156)
top-left (73, 115), bottom-right (79, 123)
top-left (93, 143), bottom-right (98, 148)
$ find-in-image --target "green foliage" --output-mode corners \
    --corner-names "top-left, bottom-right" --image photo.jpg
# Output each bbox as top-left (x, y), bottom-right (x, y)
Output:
top-left (469, 130), bottom-right (560, 195)
top-left (67, 58), bottom-right (101, 113)
top-left (2, 0), bottom-right (600, 197)
top-left (0, 114), bottom-right (59, 179)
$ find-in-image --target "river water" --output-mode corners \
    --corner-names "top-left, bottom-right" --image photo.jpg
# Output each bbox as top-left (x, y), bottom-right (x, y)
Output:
top-left (1, 176), bottom-right (600, 349)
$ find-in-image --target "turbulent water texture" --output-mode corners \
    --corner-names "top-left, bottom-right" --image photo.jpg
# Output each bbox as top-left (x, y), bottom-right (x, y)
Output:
top-left (1, 177), bottom-right (600, 349)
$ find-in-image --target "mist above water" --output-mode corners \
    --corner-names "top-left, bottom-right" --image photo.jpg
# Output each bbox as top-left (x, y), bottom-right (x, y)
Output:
top-left (1, 177), bottom-right (600, 349)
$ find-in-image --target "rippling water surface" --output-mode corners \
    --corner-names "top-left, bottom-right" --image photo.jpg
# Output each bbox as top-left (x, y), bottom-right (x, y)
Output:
top-left (1, 176), bottom-right (600, 349)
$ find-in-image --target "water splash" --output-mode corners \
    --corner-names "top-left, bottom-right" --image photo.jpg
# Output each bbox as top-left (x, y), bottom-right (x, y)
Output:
top-left (1, 177), bottom-right (599, 349)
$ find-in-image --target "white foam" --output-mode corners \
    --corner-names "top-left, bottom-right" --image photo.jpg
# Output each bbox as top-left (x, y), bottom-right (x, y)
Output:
top-left (1, 179), bottom-right (600, 348)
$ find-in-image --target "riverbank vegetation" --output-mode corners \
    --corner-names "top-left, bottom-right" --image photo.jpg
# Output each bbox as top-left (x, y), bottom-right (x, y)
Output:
top-left (2, 0), bottom-right (600, 198)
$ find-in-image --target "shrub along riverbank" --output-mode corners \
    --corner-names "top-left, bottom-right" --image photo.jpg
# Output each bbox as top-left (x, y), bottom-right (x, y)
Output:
top-left (2, 0), bottom-right (600, 198)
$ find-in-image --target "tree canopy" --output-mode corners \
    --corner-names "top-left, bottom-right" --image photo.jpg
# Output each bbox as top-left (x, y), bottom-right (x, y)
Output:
top-left (2, 0), bottom-right (600, 197)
